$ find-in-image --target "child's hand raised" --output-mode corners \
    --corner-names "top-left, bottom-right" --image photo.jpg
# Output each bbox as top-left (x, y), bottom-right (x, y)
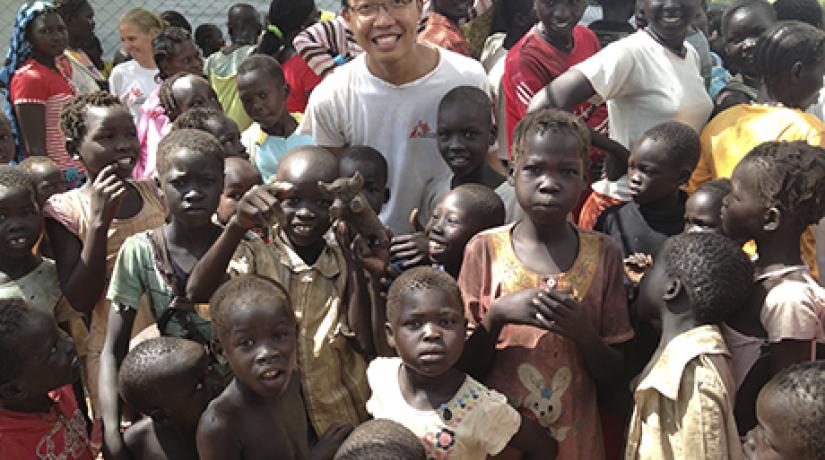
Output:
top-left (534, 288), bottom-right (598, 343)
top-left (309, 422), bottom-right (353, 460)
top-left (335, 220), bottom-right (390, 277)
top-left (389, 208), bottom-right (429, 269)
top-left (90, 163), bottom-right (126, 228)
top-left (232, 182), bottom-right (292, 230)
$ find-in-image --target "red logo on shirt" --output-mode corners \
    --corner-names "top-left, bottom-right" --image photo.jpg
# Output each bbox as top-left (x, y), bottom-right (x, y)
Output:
top-left (409, 121), bottom-right (434, 139)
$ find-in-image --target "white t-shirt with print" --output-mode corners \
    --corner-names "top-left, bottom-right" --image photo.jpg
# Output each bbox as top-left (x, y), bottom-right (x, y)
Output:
top-left (109, 60), bottom-right (159, 122)
top-left (300, 47), bottom-right (488, 234)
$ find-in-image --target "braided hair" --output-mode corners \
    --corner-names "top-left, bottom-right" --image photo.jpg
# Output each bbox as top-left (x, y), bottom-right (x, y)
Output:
top-left (153, 26), bottom-right (195, 81)
top-left (258, 0), bottom-right (316, 60)
top-left (754, 20), bottom-right (825, 92)
top-left (0, 1), bottom-right (58, 163)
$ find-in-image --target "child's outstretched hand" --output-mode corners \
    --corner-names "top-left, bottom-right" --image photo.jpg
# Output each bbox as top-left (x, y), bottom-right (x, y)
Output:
top-left (309, 422), bottom-right (353, 460)
top-left (335, 220), bottom-right (390, 277)
top-left (534, 288), bottom-right (598, 343)
top-left (90, 163), bottom-right (127, 228)
top-left (232, 182), bottom-right (292, 230)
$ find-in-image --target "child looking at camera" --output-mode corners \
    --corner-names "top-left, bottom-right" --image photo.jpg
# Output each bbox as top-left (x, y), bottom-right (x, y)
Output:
top-left (369, 267), bottom-right (557, 459)
top-left (98, 129), bottom-right (226, 460)
top-left (119, 337), bottom-right (224, 460)
top-left (197, 275), bottom-right (351, 460)
top-left (628, 232), bottom-right (752, 459)
top-left (458, 109), bottom-right (633, 459)
top-left (0, 299), bottom-right (91, 460)
top-left (721, 141), bottom-right (825, 433)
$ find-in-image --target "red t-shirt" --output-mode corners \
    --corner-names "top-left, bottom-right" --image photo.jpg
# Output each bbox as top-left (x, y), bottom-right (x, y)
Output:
top-left (282, 54), bottom-right (322, 114)
top-left (503, 25), bottom-right (607, 154)
top-left (0, 385), bottom-right (94, 460)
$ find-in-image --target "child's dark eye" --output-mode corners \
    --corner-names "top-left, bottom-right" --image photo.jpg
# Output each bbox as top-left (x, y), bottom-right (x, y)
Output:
top-left (439, 318), bottom-right (456, 327)
top-left (564, 169), bottom-right (579, 176)
top-left (283, 198), bottom-right (299, 207)
top-left (237, 338), bottom-right (254, 347)
top-left (405, 320), bottom-right (423, 329)
top-left (317, 199), bottom-right (332, 208)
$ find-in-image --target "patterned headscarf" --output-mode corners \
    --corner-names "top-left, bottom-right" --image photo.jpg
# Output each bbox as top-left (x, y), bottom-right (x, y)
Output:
top-left (0, 1), bottom-right (57, 163)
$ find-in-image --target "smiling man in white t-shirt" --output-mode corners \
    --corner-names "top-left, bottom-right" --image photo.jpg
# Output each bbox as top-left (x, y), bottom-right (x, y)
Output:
top-left (301, 0), bottom-right (488, 234)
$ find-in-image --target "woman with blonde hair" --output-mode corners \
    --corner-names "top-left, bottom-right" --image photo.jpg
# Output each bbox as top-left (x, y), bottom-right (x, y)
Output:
top-left (109, 8), bottom-right (165, 120)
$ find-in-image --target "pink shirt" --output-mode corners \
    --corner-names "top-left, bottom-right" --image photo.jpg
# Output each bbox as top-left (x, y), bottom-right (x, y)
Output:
top-left (135, 86), bottom-right (169, 180)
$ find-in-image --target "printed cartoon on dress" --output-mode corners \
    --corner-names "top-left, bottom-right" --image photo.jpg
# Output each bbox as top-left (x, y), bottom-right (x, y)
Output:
top-left (515, 364), bottom-right (572, 441)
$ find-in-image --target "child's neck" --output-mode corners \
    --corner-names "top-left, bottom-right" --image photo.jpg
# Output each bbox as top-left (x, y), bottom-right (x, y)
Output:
top-left (637, 189), bottom-right (682, 213)
top-left (233, 378), bottom-right (280, 405)
top-left (538, 23), bottom-right (574, 51)
top-left (165, 219), bottom-right (222, 256)
top-left (657, 309), bottom-right (700, 352)
top-left (31, 51), bottom-right (58, 70)
top-left (262, 113), bottom-right (297, 138)
top-left (0, 253), bottom-right (42, 282)
top-left (754, 228), bottom-right (806, 271)
top-left (288, 236), bottom-right (325, 267)
top-left (512, 217), bottom-right (579, 275)
top-left (451, 163), bottom-right (505, 190)
top-left (0, 393), bottom-right (53, 413)
top-left (756, 84), bottom-right (796, 109)
top-left (398, 363), bottom-right (465, 411)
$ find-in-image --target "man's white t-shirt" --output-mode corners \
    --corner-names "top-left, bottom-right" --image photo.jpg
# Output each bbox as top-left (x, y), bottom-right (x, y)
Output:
top-left (300, 47), bottom-right (488, 234)
top-left (574, 30), bottom-right (712, 199)
top-left (109, 60), bottom-right (159, 122)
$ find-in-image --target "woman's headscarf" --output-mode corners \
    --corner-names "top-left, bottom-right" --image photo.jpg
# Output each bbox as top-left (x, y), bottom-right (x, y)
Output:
top-left (0, 1), bottom-right (57, 163)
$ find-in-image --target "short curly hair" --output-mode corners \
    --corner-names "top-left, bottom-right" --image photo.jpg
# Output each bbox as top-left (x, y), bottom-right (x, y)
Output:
top-left (773, 0), bottom-right (823, 27)
top-left (639, 121), bottom-right (701, 171)
top-left (59, 91), bottom-right (124, 150)
top-left (739, 141), bottom-right (825, 230)
top-left (334, 419), bottom-right (426, 460)
top-left (660, 233), bottom-right (753, 324)
top-left (157, 72), bottom-right (212, 121)
top-left (767, 360), bottom-right (825, 460)
top-left (237, 54), bottom-right (286, 85)
top-left (386, 267), bottom-right (464, 322)
top-left (692, 178), bottom-right (732, 204)
top-left (0, 165), bottom-right (35, 197)
top-left (153, 26), bottom-right (195, 81)
top-left (210, 275), bottom-right (294, 337)
top-left (118, 337), bottom-right (201, 416)
top-left (511, 108), bottom-right (591, 171)
top-left (156, 129), bottom-right (224, 179)
top-left (447, 184), bottom-right (506, 230)
top-left (0, 298), bottom-right (31, 385)
top-left (172, 107), bottom-right (225, 132)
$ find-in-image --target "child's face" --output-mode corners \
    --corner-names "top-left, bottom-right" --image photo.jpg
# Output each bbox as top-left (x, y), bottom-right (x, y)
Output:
top-left (344, 0), bottom-right (422, 67)
top-left (643, 0), bottom-right (700, 42)
top-left (0, 186), bottom-right (41, 259)
top-left (219, 300), bottom-right (297, 399)
top-left (721, 161), bottom-right (766, 241)
top-left (3, 310), bottom-right (80, 402)
top-left (535, 0), bottom-right (587, 41)
top-left (27, 12), bottom-right (68, 59)
top-left (339, 158), bottom-right (389, 215)
top-left (65, 2), bottom-right (95, 41)
top-left (684, 190), bottom-right (723, 234)
top-left (76, 105), bottom-right (139, 180)
top-left (0, 118), bottom-right (14, 165)
top-left (723, 8), bottom-right (774, 79)
top-left (386, 287), bottom-right (466, 378)
top-left (160, 147), bottom-right (224, 227)
top-left (237, 70), bottom-right (289, 132)
top-left (513, 130), bottom-right (585, 226)
top-left (436, 102), bottom-right (494, 181)
top-left (161, 40), bottom-right (204, 79)
top-left (426, 191), bottom-right (481, 268)
top-left (152, 342), bottom-right (225, 426)
top-left (217, 159), bottom-right (263, 225)
top-left (627, 137), bottom-right (684, 206)
top-left (30, 165), bottom-right (67, 207)
top-left (274, 157), bottom-right (334, 249)
top-left (170, 76), bottom-right (221, 120)
top-left (204, 116), bottom-right (247, 159)
top-left (744, 384), bottom-right (801, 460)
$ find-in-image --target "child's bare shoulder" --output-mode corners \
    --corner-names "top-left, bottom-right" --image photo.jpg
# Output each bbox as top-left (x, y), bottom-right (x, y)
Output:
top-left (123, 418), bottom-right (155, 459)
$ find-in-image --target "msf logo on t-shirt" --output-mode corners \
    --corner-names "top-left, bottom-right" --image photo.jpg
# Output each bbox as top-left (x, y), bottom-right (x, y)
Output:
top-left (409, 121), bottom-right (436, 140)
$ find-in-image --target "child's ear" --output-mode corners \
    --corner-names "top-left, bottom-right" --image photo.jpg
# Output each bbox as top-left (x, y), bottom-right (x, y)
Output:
top-left (763, 207), bottom-right (782, 232)
top-left (791, 61), bottom-right (804, 84)
top-left (489, 123), bottom-right (498, 147)
top-left (384, 321), bottom-right (397, 350)
top-left (677, 167), bottom-right (692, 186)
top-left (283, 82), bottom-right (291, 98)
top-left (662, 278), bottom-right (683, 302)
top-left (506, 165), bottom-right (515, 186)
top-left (383, 188), bottom-right (390, 204)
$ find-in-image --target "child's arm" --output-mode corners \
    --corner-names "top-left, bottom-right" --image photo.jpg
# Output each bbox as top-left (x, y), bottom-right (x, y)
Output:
top-left (534, 289), bottom-right (624, 382)
top-left (196, 411), bottom-right (242, 460)
top-left (47, 164), bottom-right (126, 313)
top-left (186, 184), bottom-right (284, 302)
top-left (508, 415), bottom-right (558, 460)
top-left (308, 423), bottom-right (353, 460)
top-left (99, 306), bottom-right (137, 460)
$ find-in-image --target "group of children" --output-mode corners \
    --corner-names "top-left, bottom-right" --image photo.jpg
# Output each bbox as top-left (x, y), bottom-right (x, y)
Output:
top-left (2, 0), bottom-right (825, 459)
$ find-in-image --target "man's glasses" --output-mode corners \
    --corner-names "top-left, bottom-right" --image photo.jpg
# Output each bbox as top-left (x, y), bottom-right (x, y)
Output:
top-left (347, 0), bottom-right (415, 19)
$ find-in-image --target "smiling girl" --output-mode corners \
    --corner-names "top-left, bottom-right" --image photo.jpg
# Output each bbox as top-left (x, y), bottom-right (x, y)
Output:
top-left (109, 8), bottom-right (164, 121)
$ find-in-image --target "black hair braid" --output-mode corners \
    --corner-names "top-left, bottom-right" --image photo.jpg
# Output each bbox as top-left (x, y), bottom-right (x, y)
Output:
top-left (153, 26), bottom-right (194, 81)
top-left (754, 20), bottom-right (825, 86)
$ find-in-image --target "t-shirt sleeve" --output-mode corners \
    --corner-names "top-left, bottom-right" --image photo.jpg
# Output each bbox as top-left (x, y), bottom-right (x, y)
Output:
top-left (457, 234), bottom-right (494, 327)
top-left (760, 281), bottom-right (825, 343)
top-left (598, 237), bottom-right (634, 344)
top-left (228, 234), bottom-right (279, 280)
top-left (10, 67), bottom-right (49, 104)
top-left (299, 79), bottom-right (347, 147)
top-left (475, 388), bottom-right (522, 455)
top-left (574, 41), bottom-right (636, 101)
top-left (107, 235), bottom-right (147, 310)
